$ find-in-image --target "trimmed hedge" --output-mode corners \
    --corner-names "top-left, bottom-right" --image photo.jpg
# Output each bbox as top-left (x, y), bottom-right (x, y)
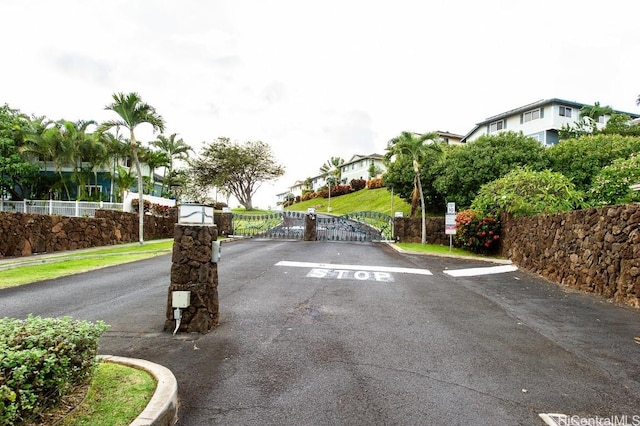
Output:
top-left (0, 315), bottom-right (109, 425)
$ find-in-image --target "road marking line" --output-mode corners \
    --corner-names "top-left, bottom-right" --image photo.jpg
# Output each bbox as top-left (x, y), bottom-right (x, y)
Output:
top-left (443, 264), bottom-right (518, 277)
top-left (275, 261), bottom-right (432, 275)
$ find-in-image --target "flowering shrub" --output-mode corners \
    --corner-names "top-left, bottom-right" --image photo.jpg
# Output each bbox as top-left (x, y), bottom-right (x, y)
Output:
top-left (301, 191), bottom-right (316, 201)
top-left (454, 209), bottom-right (501, 254)
top-left (366, 177), bottom-right (384, 189)
top-left (131, 198), bottom-right (151, 214)
top-left (132, 199), bottom-right (174, 217)
top-left (350, 178), bottom-right (366, 191)
top-left (318, 184), bottom-right (351, 198)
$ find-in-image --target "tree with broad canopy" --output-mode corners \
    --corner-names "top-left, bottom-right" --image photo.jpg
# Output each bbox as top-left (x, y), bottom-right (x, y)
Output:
top-left (190, 138), bottom-right (284, 210)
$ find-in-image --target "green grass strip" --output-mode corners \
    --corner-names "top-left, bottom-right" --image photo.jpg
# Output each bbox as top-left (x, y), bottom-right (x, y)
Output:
top-left (59, 362), bottom-right (156, 426)
top-left (0, 241), bottom-right (173, 289)
top-left (396, 242), bottom-right (490, 258)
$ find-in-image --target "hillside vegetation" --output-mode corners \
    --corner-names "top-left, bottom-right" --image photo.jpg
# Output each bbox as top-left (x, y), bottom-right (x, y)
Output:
top-left (284, 187), bottom-right (412, 216)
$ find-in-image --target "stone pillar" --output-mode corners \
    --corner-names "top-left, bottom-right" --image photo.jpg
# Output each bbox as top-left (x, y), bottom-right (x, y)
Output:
top-left (165, 224), bottom-right (219, 333)
top-left (304, 212), bottom-right (317, 241)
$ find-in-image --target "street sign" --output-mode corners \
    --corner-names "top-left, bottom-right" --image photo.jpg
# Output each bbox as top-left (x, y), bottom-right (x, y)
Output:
top-left (445, 213), bottom-right (457, 235)
top-left (447, 202), bottom-right (456, 214)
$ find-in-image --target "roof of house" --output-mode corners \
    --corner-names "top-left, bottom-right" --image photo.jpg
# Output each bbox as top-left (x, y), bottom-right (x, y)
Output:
top-left (345, 153), bottom-right (384, 164)
top-left (461, 98), bottom-right (640, 142)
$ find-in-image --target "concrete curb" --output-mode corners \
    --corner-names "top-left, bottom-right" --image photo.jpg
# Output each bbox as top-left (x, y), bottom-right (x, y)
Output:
top-left (98, 355), bottom-right (178, 426)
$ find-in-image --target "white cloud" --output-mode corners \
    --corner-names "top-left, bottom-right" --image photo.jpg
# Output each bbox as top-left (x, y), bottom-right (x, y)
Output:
top-left (2, 0), bottom-right (639, 208)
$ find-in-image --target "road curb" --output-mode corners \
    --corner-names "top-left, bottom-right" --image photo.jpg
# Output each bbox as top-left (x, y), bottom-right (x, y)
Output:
top-left (98, 355), bottom-right (178, 426)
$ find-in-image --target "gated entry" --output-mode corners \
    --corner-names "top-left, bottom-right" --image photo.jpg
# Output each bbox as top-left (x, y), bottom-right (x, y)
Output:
top-left (231, 211), bottom-right (393, 242)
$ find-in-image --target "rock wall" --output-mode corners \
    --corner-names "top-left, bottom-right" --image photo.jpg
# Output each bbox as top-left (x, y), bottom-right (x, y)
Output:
top-left (0, 210), bottom-right (176, 258)
top-left (500, 204), bottom-right (640, 308)
top-left (214, 212), bottom-right (232, 236)
top-left (393, 217), bottom-right (450, 245)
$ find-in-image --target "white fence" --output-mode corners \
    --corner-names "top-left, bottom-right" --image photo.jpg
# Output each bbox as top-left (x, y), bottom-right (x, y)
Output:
top-left (0, 199), bottom-right (123, 217)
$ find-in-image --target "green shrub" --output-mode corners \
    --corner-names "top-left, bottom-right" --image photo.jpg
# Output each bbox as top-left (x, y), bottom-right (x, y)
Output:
top-left (587, 154), bottom-right (640, 206)
top-left (471, 167), bottom-right (583, 218)
top-left (454, 210), bottom-right (500, 254)
top-left (0, 315), bottom-right (109, 425)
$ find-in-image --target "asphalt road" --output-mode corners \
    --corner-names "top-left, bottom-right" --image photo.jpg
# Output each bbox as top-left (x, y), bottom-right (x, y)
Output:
top-left (1, 240), bottom-right (639, 425)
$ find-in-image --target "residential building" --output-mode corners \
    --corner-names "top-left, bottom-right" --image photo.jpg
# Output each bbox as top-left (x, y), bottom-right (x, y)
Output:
top-left (275, 153), bottom-right (387, 205)
top-left (339, 153), bottom-right (386, 184)
top-left (435, 130), bottom-right (464, 145)
top-left (461, 98), bottom-right (640, 146)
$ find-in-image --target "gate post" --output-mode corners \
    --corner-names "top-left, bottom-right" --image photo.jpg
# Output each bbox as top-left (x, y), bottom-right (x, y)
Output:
top-left (165, 205), bottom-right (219, 334)
top-left (304, 208), bottom-right (317, 241)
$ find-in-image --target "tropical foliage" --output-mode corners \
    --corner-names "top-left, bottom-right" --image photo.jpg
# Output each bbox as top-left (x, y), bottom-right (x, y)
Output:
top-left (384, 131), bottom-right (443, 244)
top-left (0, 105), bottom-right (40, 200)
top-left (433, 131), bottom-right (549, 210)
top-left (546, 134), bottom-right (640, 192)
top-left (587, 154), bottom-right (640, 206)
top-left (470, 167), bottom-right (583, 218)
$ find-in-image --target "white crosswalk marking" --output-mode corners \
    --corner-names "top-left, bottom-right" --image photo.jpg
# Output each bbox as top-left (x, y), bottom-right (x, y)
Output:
top-left (443, 264), bottom-right (518, 277)
top-left (275, 260), bottom-right (432, 275)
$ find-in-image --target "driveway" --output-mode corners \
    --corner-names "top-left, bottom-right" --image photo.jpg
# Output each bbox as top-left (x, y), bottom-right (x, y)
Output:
top-left (1, 240), bottom-right (639, 425)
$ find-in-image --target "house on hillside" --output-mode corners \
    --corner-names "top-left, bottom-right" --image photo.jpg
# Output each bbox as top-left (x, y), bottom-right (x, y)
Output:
top-left (461, 98), bottom-right (640, 146)
top-left (339, 153), bottom-right (386, 184)
top-left (435, 130), bottom-right (464, 145)
top-left (275, 153), bottom-right (388, 205)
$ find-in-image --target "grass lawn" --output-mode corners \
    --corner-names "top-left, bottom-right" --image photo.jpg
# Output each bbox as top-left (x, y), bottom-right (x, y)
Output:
top-left (0, 240), bottom-right (173, 289)
top-left (396, 242), bottom-right (504, 260)
top-left (56, 362), bottom-right (156, 426)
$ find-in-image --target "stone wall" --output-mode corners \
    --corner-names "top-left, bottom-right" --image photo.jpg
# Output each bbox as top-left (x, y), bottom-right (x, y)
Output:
top-left (214, 212), bottom-right (232, 236)
top-left (0, 210), bottom-right (176, 258)
top-left (393, 216), bottom-right (450, 245)
top-left (500, 204), bottom-right (640, 308)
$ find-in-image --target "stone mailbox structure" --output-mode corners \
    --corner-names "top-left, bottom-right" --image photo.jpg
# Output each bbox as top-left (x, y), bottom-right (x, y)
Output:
top-left (165, 205), bottom-right (219, 334)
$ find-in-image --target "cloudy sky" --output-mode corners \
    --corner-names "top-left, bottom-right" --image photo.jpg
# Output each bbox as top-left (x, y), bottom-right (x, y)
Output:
top-left (2, 1), bottom-right (639, 208)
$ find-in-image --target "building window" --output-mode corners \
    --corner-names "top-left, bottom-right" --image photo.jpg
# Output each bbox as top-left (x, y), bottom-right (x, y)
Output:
top-left (524, 109), bottom-right (540, 122)
top-left (559, 106), bottom-right (572, 117)
top-left (489, 120), bottom-right (504, 132)
top-left (85, 185), bottom-right (102, 196)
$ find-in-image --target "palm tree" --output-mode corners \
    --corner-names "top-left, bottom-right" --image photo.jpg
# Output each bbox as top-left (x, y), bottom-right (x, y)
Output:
top-left (151, 133), bottom-right (192, 196)
top-left (319, 156), bottom-right (344, 183)
top-left (57, 119), bottom-right (97, 200)
top-left (385, 131), bottom-right (441, 245)
top-left (140, 147), bottom-right (170, 195)
top-left (99, 92), bottom-right (165, 244)
top-left (113, 165), bottom-right (137, 202)
top-left (580, 101), bottom-right (614, 123)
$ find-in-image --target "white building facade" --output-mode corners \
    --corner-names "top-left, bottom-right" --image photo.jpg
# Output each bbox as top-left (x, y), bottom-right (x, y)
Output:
top-left (461, 98), bottom-right (640, 146)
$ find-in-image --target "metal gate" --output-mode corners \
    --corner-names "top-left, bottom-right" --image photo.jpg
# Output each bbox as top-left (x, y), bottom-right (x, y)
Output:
top-left (231, 211), bottom-right (306, 239)
top-left (231, 211), bottom-right (393, 242)
top-left (316, 211), bottom-right (393, 242)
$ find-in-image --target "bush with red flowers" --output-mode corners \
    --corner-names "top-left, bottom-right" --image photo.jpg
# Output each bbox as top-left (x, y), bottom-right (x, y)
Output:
top-left (454, 209), bottom-right (501, 254)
